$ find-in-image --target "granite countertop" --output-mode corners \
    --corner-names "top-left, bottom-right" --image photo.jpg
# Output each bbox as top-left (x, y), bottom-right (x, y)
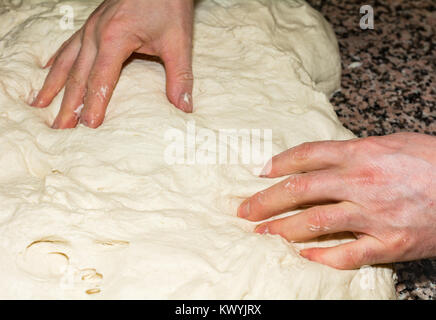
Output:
top-left (305, 0), bottom-right (436, 299)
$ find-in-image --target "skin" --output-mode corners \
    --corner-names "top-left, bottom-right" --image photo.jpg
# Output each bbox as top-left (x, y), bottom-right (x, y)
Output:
top-left (238, 133), bottom-right (436, 269)
top-left (30, 0), bottom-right (194, 129)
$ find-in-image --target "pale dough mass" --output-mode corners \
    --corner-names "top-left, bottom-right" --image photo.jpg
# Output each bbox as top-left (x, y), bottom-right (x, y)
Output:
top-left (0, 0), bottom-right (396, 299)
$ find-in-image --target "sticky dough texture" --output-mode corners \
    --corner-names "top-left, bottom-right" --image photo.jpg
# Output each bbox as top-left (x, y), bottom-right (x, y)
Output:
top-left (0, 0), bottom-right (396, 299)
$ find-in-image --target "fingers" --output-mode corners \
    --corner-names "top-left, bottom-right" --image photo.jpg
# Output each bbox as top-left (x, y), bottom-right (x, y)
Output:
top-left (260, 140), bottom-right (350, 178)
top-left (43, 30), bottom-right (81, 69)
top-left (238, 171), bottom-right (345, 221)
top-left (300, 235), bottom-right (387, 270)
top-left (254, 202), bottom-right (364, 242)
top-left (52, 37), bottom-right (97, 129)
top-left (79, 42), bottom-right (134, 128)
top-left (31, 33), bottom-right (81, 108)
top-left (160, 32), bottom-right (194, 113)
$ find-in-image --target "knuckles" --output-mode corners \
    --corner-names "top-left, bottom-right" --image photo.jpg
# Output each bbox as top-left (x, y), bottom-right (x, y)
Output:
top-left (307, 209), bottom-right (330, 232)
top-left (306, 206), bottom-right (350, 232)
top-left (349, 245), bottom-right (373, 269)
top-left (386, 229), bottom-right (416, 255)
top-left (175, 69), bottom-right (194, 82)
top-left (284, 174), bottom-right (310, 195)
top-left (291, 142), bottom-right (314, 162)
top-left (348, 165), bottom-right (388, 187)
top-left (66, 72), bottom-right (85, 91)
top-left (98, 21), bottom-right (125, 45)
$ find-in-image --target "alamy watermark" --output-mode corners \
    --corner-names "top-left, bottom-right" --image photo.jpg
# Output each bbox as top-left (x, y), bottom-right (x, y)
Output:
top-left (164, 121), bottom-right (273, 175)
top-left (59, 5), bottom-right (75, 30)
top-left (360, 5), bottom-right (374, 30)
top-left (0, 1), bottom-right (74, 29)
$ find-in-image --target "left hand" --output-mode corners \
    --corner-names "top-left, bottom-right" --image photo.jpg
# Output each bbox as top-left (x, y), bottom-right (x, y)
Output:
top-left (237, 132), bottom-right (436, 269)
top-left (31, 0), bottom-right (194, 129)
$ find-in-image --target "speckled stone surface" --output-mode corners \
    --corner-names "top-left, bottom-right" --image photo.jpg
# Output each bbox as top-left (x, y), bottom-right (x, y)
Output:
top-left (305, 0), bottom-right (436, 299)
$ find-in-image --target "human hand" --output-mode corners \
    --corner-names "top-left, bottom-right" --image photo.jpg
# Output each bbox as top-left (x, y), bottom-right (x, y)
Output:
top-left (238, 132), bottom-right (436, 269)
top-left (31, 0), bottom-right (194, 129)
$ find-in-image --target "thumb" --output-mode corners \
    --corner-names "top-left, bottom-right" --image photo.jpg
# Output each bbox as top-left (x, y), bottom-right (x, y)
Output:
top-left (160, 34), bottom-right (194, 113)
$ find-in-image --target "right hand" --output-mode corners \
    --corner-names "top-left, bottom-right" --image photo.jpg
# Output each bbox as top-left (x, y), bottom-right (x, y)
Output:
top-left (31, 0), bottom-right (194, 129)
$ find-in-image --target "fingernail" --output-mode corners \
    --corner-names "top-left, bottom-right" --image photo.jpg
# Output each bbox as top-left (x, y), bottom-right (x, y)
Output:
top-left (30, 92), bottom-right (40, 106)
top-left (51, 117), bottom-right (59, 129)
top-left (178, 92), bottom-right (193, 113)
top-left (43, 61), bottom-right (51, 69)
top-left (299, 249), bottom-right (311, 259)
top-left (255, 224), bottom-right (269, 235)
top-left (238, 201), bottom-right (250, 218)
top-left (31, 96), bottom-right (46, 108)
top-left (259, 159), bottom-right (272, 177)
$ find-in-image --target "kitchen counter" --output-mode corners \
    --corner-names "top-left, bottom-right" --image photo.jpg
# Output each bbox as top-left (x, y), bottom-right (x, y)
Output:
top-left (306, 0), bottom-right (435, 299)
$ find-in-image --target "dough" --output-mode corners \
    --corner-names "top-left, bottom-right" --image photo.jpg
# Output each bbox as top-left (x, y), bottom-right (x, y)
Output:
top-left (0, 0), bottom-right (396, 299)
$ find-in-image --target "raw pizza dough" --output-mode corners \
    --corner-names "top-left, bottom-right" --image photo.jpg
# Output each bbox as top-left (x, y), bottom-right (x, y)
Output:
top-left (0, 0), bottom-right (396, 299)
